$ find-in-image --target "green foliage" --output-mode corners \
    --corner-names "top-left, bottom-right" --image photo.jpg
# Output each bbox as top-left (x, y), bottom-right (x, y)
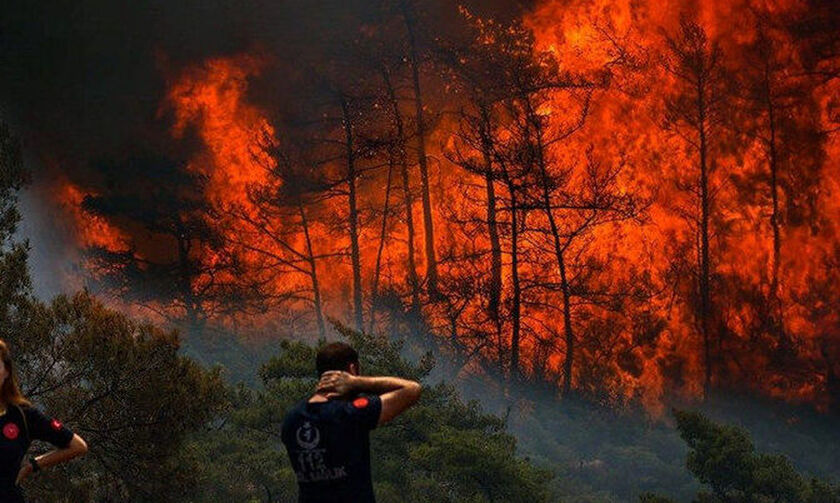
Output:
top-left (10, 292), bottom-right (227, 502)
top-left (183, 322), bottom-right (551, 502)
top-left (642, 410), bottom-right (840, 503)
top-left (639, 494), bottom-right (678, 503)
top-left (489, 385), bottom-right (699, 503)
top-left (0, 122), bottom-right (30, 330)
top-left (0, 124), bottom-right (228, 501)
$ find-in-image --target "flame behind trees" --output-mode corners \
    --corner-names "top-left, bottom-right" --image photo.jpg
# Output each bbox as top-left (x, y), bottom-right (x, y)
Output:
top-left (79, 156), bottom-right (268, 332)
top-left (60, 0), bottom-right (840, 410)
top-left (660, 18), bottom-right (731, 395)
top-left (441, 13), bottom-right (651, 393)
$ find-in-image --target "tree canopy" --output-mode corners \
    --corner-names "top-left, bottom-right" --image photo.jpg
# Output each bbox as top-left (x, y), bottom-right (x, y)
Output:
top-left (642, 410), bottom-right (840, 503)
top-left (181, 322), bottom-right (552, 503)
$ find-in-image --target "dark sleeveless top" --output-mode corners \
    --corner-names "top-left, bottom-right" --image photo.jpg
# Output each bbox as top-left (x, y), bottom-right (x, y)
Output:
top-left (0, 405), bottom-right (74, 503)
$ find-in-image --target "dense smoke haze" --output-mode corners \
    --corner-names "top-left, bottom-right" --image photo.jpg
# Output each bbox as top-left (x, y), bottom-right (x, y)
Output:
top-left (2, 0), bottom-right (839, 419)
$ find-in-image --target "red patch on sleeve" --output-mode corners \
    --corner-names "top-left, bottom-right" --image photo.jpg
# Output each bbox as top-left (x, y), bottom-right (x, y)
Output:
top-left (3, 422), bottom-right (19, 440)
top-left (50, 419), bottom-right (63, 431)
top-left (352, 397), bottom-right (369, 409)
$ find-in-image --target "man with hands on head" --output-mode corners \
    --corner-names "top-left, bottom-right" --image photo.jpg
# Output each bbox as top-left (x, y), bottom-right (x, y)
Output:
top-left (281, 342), bottom-right (422, 503)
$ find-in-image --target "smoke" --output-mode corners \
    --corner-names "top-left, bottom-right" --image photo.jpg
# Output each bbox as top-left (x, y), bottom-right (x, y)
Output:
top-left (2, 1), bottom-right (276, 165)
top-left (1, 0), bottom-right (528, 298)
top-left (0, 1), bottom-right (332, 296)
top-left (0, 0), bottom-right (524, 160)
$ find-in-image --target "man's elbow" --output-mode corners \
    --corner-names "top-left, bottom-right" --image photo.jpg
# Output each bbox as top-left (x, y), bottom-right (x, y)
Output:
top-left (72, 435), bottom-right (89, 457)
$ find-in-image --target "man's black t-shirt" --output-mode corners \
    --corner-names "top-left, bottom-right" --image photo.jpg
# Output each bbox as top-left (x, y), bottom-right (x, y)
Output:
top-left (281, 394), bottom-right (382, 503)
top-left (0, 405), bottom-right (74, 503)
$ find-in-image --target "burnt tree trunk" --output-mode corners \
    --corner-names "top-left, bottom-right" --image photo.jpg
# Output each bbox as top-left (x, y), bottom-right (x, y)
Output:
top-left (509, 194), bottom-right (522, 382)
top-left (383, 68), bottom-right (421, 314)
top-left (759, 49), bottom-right (787, 347)
top-left (299, 202), bottom-right (326, 339)
top-left (479, 104), bottom-right (503, 326)
top-left (531, 108), bottom-right (576, 396)
top-left (175, 220), bottom-right (202, 331)
top-left (370, 157), bottom-right (395, 333)
top-left (765, 76), bottom-right (781, 299)
top-left (698, 80), bottom-right (713, 393)
top-left (401, 1), bottom-right (438, 297)
top-left (340, 95), bottom-right (364, 332)
top-left (500, 164), bottom-right (522, 381)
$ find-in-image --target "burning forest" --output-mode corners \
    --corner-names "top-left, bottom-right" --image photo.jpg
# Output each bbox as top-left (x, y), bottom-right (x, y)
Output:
top-left (2, 0), bottom-right (840, 501)
top-left (4, 0), bottom-right (839, 412)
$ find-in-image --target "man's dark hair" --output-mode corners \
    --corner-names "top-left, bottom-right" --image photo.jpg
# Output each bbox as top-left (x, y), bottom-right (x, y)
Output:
top-left (316, 342), bottom-right (359, 376)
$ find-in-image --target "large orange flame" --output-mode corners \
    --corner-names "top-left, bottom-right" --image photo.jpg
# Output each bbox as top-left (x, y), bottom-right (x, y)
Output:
top-left (55, 1), bottom-right (840, 412)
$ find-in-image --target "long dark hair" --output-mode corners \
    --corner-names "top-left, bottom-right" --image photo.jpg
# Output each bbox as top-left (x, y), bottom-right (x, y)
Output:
top-left (0, 340), bottom-right (30, 407)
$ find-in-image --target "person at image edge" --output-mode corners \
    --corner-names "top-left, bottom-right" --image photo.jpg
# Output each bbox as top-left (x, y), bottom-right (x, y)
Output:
top-left (0, 340), bottom-right (88, 502)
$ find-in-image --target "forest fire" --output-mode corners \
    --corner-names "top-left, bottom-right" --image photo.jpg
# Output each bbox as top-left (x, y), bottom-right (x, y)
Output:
top-left (57, 182), bottom-right (131, 255)
top-left (166, 53), bottom-right (276, 209)
top-left (47, 0), bottom-right (839, 413)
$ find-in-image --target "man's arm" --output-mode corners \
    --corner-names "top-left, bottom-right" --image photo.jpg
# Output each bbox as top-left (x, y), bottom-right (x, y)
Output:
top-left (317, 372), bottom-right (422, 425)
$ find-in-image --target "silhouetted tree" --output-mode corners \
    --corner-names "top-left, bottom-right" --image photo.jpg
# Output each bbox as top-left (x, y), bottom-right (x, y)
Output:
top-left (734, 10), bottom-right (824, 355)
top-left (231, 144), bottom-right (340, 339)
top-left (397, 0), bottom-right (440, 298)
top-left (661, 19), bottom-right (730, 393)
top-left (81, 156), bottom-right (266, 333)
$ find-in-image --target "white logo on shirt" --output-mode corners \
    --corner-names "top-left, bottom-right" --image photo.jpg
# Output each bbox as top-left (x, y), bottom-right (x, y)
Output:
top-left (296, 421), bottom-right (320, 450)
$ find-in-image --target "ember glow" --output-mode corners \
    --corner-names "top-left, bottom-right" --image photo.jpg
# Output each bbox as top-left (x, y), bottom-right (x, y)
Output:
top-left (42, 0), bottom-right (840, 412)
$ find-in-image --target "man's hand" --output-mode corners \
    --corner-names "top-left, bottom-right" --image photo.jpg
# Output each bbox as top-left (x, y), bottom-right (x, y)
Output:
top-left (316, 371), bottom-right (358, 399)
top-left (316, 371), bottom-right (422, 424)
